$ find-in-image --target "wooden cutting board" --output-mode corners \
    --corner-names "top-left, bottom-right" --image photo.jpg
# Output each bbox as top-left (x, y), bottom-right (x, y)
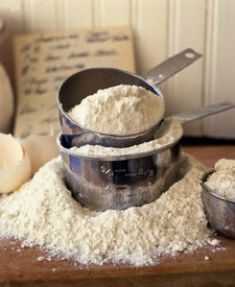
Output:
top-left (1, 145), bottom-right (235, 287)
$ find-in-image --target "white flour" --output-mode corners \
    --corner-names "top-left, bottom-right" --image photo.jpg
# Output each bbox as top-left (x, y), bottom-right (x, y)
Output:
top-left (206, 159), bottom-right (235, 201)
top-left (68, 84), bottom-right (165, 136)
top-left (0, 156), bottom-right (212, 266)
top-left (70, 119), bottom-right (182, 159)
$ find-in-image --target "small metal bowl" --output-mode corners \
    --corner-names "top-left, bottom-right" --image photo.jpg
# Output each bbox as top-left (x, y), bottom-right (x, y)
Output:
top-left (201, 170), bottom-right (235, 239)
top-left (57, 133), bottom-right (182, 211)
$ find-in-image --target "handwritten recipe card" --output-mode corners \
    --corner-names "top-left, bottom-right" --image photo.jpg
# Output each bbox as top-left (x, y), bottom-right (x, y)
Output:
top-left (13, 27), bottom-right (135, 138)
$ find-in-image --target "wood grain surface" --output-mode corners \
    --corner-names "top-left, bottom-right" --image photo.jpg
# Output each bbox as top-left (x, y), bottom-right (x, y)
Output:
top-left (1, 145), bottom-right (235, 286)
top-left (184, 145), bottom-right (235, 168)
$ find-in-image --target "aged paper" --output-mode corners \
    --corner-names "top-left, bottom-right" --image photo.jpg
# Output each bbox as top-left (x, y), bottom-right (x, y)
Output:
top-left (13, 27), bottom-right (135, 138)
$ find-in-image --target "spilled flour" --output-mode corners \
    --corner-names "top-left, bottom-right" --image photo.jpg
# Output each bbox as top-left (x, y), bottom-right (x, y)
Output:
top-left (0, 156), bottom-right (212, 266)
top-left (68, 84), bottom-right (165, 136)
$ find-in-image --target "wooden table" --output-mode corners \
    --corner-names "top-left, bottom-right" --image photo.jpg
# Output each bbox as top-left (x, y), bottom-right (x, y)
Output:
top-left (1, 145), bottom-right (235, 287)
top-left (184, 145), bottom-right (235, 168)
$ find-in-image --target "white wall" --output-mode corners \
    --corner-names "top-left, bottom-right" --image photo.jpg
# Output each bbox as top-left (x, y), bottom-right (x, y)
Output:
top-left (0, 0), bottom-right (234, 138)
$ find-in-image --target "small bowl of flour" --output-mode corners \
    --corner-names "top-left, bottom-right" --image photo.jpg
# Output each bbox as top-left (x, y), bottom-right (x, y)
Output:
top-left (201, 159), bottom-right (235, 239)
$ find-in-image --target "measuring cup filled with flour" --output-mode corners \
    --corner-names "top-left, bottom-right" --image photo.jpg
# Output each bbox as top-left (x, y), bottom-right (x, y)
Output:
top-left (58, 48), bottom-right (201, 148)
top-left (59, 69), bottom-right (165, 148)
top-left (57, 121), bottom-right (183, 211)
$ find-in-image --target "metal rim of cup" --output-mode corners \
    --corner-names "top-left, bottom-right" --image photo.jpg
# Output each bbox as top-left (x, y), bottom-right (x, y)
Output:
top-left (56, 130), bottom-right (183, 162)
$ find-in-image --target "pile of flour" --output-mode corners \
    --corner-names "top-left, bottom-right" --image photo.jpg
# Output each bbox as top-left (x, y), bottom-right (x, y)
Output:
top-left (0, 156), bottom-right (212, 266)
top-left (206, 159), bottom-right (235, 201)
top-left (68, 84), bottom-right (165, 136)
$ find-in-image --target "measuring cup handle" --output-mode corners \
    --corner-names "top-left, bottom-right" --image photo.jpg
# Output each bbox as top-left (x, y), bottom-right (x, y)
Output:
top-left (144, 48), bottom-right (201, 86)
top-left (170, 102), bottom-right (235, 124)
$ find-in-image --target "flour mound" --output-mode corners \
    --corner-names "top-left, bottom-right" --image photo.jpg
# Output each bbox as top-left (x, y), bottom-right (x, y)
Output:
top-left (0, 157), bottom-right (210, 266)
top-left (68, 84), bottom-right (165, 136)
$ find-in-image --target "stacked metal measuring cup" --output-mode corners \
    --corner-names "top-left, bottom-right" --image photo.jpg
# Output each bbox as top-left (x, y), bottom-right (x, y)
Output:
top-left (56, 49), bottom-right (210, 211)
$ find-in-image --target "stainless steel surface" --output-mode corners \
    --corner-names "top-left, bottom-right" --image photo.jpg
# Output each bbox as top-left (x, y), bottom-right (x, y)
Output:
top-left (58, 133), bottom-right (182, 211)
top-left (172, 102), bottom-right (235, 124)
top-left (58, 48), bottom-right (201, 148)
top-left (144, 48), bottom-right (201, 86)
top-left (201, 170), bottom-right (235, 239)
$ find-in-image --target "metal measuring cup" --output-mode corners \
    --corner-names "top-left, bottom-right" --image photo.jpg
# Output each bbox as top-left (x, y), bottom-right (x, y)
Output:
top-left (201, 169), bottom-right (235, 239)
top-left (57, 131), bottom-right (182, 211)
top-left (58, 48), bottom-right (201, 148)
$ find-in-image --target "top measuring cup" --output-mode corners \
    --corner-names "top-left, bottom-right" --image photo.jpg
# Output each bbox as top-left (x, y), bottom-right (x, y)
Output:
top-left (58, 48), bottom-right (201, 148)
